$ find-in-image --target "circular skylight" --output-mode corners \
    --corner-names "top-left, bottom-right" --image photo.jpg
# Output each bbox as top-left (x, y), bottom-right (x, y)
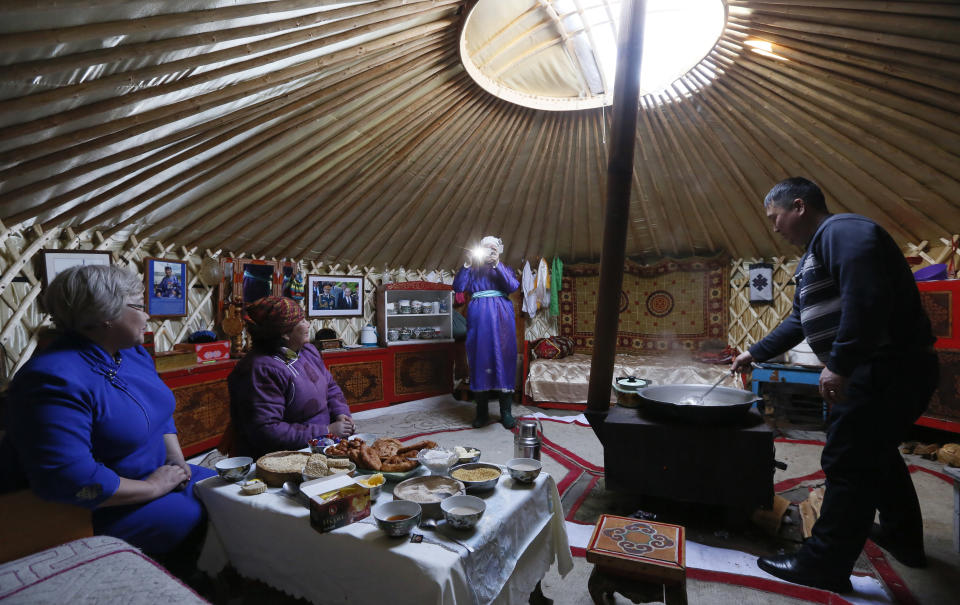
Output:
top-left (460, 0), bottom-right (726, 111)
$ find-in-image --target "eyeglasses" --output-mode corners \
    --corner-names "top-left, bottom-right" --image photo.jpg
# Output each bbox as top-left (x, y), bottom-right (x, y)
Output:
top-left (126, 303), bottom-right (146, 312)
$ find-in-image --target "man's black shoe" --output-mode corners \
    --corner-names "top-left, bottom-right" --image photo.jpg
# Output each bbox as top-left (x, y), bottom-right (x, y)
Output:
top-left (757, 554), bottom-right (853, 594)
top-left (869, 523), bottom-right (927, 568)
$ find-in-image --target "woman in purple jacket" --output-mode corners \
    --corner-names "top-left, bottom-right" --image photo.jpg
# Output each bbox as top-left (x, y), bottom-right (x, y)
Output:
top-left (227, 297), bottom-right (355, 459)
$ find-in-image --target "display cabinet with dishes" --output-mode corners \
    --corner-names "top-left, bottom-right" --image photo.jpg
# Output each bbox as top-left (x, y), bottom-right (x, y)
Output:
top-left (376, 281), bottom-right (454, 347)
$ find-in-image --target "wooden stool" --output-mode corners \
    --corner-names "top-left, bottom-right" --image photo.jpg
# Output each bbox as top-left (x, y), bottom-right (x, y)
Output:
top-left (586, 514), bottom-right (688, 605)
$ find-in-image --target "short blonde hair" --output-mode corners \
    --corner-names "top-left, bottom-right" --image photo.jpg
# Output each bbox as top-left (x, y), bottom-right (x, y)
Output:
top-left (44, 264), bottom-right (143, 331)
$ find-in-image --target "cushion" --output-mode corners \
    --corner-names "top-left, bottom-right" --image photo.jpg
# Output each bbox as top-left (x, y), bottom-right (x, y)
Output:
top-left (532, 336), bottom-right (574, 360)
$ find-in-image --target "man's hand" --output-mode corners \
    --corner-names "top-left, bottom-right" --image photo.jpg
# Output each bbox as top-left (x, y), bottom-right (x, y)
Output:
top-left (819, 366), bottom-right (847, 407)
top-left (731, 351), bottom-right (754, 374)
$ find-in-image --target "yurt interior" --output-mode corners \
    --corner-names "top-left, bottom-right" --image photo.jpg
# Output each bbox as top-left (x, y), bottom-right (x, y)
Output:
top-left (1, 1), bottom-right (959, 603)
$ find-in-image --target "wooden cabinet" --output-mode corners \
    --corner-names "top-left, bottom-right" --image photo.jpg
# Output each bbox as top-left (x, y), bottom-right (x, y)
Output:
top-left (376, 281), bottom-right (454, 346)
top-left (159, 359), bottom-right (237, 457)
top-left (918, 279), bottom-right (960, 433)
top-left (322, 342), bottom-right (453, 412)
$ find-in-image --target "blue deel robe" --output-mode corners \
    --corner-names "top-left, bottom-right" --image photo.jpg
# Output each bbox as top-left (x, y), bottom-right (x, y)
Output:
top-left (0, 333), bottom-right (214, 554)
top-left (453, 263), bottom-right (520, 391)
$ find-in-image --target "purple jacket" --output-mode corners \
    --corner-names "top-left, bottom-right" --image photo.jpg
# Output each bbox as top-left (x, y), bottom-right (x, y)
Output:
top-left (228, 344), bottom-right (350, 458)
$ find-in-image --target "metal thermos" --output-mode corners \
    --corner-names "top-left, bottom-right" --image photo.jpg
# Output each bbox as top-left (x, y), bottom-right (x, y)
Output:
top-left (514, 419), bottom-right (542, 460)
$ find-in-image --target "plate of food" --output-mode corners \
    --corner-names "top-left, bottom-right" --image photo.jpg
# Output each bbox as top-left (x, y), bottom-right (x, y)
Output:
top-left (337, 437), bottom-right (440, 481)
top-left (322, 433), bottom-right (379, 458)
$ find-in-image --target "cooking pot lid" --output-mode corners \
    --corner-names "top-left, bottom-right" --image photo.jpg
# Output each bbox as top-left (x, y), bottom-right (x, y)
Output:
top-left (615, 376), bottom-right (650, 391)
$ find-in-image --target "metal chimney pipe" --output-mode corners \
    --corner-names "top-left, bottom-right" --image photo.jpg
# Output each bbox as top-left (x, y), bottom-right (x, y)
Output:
top-left (585, 0), bottom-right (647, 438)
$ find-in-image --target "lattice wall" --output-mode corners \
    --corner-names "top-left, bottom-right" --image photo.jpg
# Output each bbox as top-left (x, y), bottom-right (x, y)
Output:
top-left (727, 257), bottom-right (799, 352)
top-left (0, 223), bottom-right (454, 381)
top-left (2, 222), bottom-right (956, 380)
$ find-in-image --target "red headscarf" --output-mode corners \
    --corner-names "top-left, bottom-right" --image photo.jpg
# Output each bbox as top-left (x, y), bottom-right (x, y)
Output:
top-left (244, 296), bottom-right (304, 334)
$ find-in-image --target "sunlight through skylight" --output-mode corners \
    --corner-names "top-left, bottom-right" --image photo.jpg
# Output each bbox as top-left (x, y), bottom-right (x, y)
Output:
top-left (460, 0), bottom-right (726, 111)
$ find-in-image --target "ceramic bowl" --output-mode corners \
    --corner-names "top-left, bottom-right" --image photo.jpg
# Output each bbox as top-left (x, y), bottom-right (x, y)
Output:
top-left (449, 462), bottom-right (502, 492)
top-left (506, 458), bottom-right (542, 483)
top-left (215, 456), bottom-right (253, 482)
top-left (441, 495), bottom-right (485, 530)
top-left (373, 500), bottom-right (422, 537)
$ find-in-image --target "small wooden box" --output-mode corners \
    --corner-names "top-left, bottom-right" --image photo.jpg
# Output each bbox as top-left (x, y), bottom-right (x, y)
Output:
top-left (586, 514), bottom-right (686, 585)
top-left (153, 350), bottom-right (198, 372)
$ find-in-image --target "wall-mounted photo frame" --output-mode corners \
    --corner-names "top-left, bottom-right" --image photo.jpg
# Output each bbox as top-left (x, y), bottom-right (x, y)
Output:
top-left (145, 258), bottom-right (188, 317)
top-left (40, 249), bottom-right (112, 289)
top-left (307, 275), bottom-right (363, 318)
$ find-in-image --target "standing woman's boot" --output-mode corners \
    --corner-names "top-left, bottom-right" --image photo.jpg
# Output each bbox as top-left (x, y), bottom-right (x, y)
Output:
top-left (473, 391), bottom-right (490, 428)
top-left (498, 391), bottom-right (516, 429)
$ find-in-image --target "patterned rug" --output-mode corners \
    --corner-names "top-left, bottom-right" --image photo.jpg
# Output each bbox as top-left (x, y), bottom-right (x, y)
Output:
top-left (559, 256), bottom-right (728, 355)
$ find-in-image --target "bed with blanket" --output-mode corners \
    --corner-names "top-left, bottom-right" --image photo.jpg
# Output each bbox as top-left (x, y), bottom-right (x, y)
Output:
top-left (522, 256), bottom-right (734, 409)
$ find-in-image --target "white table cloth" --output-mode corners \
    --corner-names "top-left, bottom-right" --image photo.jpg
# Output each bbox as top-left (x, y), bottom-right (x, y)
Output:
top-left (196, 469), bottom-right (572, 605)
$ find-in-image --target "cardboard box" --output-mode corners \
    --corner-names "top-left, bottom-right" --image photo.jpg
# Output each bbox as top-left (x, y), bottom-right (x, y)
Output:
top-left (305, 475), bottom-right (371, 533)
top-left (153, 350), bottom-right (198, 372)
top-left (173, 340), bottom-right (230, 363)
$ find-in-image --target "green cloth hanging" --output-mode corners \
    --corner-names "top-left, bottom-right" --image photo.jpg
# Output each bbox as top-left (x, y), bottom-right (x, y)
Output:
top-left (550, 256), bottom-right (563, 316)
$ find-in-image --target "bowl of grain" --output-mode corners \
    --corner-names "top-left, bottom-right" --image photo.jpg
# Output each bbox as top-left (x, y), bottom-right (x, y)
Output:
top-left (449, 462), bottom-right (502, 492)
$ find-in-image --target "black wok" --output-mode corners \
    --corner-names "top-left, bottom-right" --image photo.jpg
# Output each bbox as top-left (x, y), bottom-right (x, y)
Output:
top-left (637, 384), bottom-right (762, 424)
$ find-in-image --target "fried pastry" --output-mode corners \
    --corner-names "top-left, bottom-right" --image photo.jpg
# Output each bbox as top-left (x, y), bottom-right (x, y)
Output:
top-left (355, 444), bottom-right (382, 470)
top-left (371, 438), bottom-right (402, 458)
top-left (380, 456), bottom-right (418, 472)
top-left (397, 440), bottom-right (437, 454)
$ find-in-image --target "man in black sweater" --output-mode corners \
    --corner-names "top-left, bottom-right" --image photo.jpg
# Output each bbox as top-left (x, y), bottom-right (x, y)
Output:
top-left (731, 177), bottom-right (938, 593)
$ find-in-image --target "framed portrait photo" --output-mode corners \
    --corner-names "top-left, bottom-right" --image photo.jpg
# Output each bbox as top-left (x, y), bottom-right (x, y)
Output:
top-left (307, 275), bottom-right (363, 318)
top-left (145, 258), bottom-right (188, 317)
top-left (40, 249), bottom-right (112, 288)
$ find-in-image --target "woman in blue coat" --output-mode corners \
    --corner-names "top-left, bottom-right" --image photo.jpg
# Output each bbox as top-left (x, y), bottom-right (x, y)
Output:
top-left (0, 265), bottom-right (214, 561)
top-left (453, 236), bottom-right (520, 429)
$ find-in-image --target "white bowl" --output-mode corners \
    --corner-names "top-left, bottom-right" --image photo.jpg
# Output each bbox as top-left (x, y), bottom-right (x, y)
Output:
top-left (506, 458), bottom-right (542, 483)
top-left (441, 495), bottom-right (485, 529)
top-left (373, 500), bottom-right (422, 537)
top-left (215, 457), bottom-right (253, 482)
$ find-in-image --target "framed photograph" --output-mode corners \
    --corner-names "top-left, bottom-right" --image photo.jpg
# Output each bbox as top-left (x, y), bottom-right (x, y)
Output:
top-left (307, 275), bottom-right (363, 318)
top-left (145, 258), bottom-right (187, 317)
top-left (40, 249), bottom-right (112, 288)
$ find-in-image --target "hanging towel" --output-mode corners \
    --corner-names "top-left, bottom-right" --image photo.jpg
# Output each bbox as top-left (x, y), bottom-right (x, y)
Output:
top-left (521, 261), bottom-right (537, 318)
top-left (550, 256), bottom-right (563, 316)
top-left (535, 258), bottom-right (550, 311)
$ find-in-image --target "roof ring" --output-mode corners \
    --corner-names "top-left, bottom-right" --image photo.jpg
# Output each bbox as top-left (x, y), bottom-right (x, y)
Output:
top-left (460, 0), bottom-right (726, 111)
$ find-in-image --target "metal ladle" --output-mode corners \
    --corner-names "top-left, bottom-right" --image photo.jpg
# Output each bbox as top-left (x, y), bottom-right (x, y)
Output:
top-left (694, 371), bottom-right (734, 405)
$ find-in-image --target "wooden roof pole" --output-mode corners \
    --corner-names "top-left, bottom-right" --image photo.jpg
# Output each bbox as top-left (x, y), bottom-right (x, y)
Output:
top-left (585, 0), bottom-right (645, 437)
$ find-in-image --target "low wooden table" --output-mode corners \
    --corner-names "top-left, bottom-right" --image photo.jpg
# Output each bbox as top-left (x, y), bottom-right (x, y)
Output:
top-left (603, 406), bottom-right (775, 512)
top-left (586, 514), bottom-right (688, 604)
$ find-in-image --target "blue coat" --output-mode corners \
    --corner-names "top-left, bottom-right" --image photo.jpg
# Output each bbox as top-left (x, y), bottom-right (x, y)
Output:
top-left (0, 333), bottom-right (214, 554)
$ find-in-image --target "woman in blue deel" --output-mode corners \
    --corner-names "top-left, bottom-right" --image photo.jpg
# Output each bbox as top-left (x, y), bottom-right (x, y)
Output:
top-left (453, 236), bottom-right (520, 429)
top-left (0, 264), bottom-right (214, 563)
